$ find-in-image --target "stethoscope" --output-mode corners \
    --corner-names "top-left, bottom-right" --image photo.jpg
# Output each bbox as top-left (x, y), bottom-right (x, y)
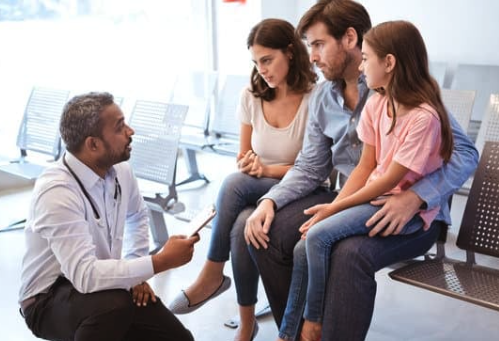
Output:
top-left (62, 154), bottom-right (121, 221)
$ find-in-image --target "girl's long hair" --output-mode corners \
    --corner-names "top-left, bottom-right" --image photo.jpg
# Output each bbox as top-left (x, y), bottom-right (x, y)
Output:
top-left (364, 20), bottom-right (453, 162)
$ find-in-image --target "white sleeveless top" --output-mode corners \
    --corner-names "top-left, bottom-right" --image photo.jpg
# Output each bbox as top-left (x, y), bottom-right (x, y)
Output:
top-left (238, 87), bottom-right (311, 166)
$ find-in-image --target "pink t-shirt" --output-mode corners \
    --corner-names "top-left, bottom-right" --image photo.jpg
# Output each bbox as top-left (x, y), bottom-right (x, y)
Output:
top-left (357, 93), bottom-right (443, 229)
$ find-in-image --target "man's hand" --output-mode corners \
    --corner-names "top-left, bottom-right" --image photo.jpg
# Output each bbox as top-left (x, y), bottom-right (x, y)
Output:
top-left (131, 281), bottom-right (156, 307)
top-left (152, 234), bottom-right (200, 273)
top-left (366, 190), bottom-right (424, 237)
top-left (299, 203), bottom-right (336, 239)
top-left (244, 199), bottom-right (274, 249)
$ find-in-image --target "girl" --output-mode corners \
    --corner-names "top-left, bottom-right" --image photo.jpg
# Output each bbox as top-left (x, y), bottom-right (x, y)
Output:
top-left (280, 20), bottom-right (453, 341)
top-left (169, 18), bottom-right (316, 341)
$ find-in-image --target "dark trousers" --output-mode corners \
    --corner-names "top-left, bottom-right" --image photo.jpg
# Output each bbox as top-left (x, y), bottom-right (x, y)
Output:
top-left (22, 277), bottom-right (193, 341)
top-left (248, 188), bottom-right (441, 340)
top-left (248, 188), bottom-right (337, 327)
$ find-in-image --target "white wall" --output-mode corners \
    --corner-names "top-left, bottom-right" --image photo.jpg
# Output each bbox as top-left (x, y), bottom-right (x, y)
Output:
top-left (359, 0), bottom-right (499, 66)
top-left (290, 0), bottom-right (499, 66)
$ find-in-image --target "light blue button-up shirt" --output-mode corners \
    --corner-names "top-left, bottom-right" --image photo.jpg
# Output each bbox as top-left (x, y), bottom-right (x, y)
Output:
top-left (262, 76), bottom-right (478, 225)
top-left (19, 152), bottom-right (154, 302)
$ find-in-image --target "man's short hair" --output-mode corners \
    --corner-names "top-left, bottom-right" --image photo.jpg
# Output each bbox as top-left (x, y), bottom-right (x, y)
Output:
top-left (60, 92), bottom-right (115, 153)
top-left (297, 0), bottom-right (372, 48)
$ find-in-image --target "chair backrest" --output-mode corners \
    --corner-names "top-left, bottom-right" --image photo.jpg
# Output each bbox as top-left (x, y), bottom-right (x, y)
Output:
top-left (457, 141), bottom-right (499, 258)
top-left (128, 100), bottom-right (187, 185)
top-left (210, 74), bottom-right (249, 138)
top-left (170, 72), bottom-right (218, 132)
top-left (429, 61), bottom-right (447, 87)
top-left (451, 64), bottom-right (499, 120)
top-left (474, 94), bottom-right (499, 154)
top-left (114, 96), bottom-right (124, 106)
top-left (16, 87), bottom-right (70, 159)
top-left (440, 89), bottom-right (475, 133)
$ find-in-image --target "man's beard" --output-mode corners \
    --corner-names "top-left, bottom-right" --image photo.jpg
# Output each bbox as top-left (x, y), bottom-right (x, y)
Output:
top-left (96, 138), bottom-right (132, 169)
top-left (323, 48), bottom-right (352, 82)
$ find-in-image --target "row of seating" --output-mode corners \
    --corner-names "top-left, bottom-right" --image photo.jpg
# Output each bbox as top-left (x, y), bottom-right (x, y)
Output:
top-left (431, 62), bottom-right (499, 122)
top-left (390, 140), bottom-right (499, 312)
top-left (388, 63), bottom-right (499, 312)
top-left (0, 87), bottom-right (186, 246)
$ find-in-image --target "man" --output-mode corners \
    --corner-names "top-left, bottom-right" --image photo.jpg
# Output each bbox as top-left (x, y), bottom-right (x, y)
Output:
top-left (244, 1), bottom-right (478, 340)
top-left (19, 92), bottom-right (198, 341)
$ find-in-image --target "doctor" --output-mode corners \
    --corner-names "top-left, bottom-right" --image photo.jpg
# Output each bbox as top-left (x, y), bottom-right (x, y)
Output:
top-left (19, 92), bottom-right (198, 341)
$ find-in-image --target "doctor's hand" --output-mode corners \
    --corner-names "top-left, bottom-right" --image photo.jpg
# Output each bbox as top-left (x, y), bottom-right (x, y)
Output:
top-left (131, 281), bottom-right (156, 307)
top-left (152, 234), bottom-right (200, 273)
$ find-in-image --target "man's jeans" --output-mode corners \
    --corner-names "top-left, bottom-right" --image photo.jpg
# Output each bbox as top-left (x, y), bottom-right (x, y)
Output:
top-left (248, 188), bottom-right (441, 341)
top-left (279, 202), bottom-right (424, 340)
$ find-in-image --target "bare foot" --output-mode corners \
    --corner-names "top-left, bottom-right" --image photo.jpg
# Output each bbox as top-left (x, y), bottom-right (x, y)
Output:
top-left (234, 305), bottom-right (257, 341)
top-left (233, 319), bottom-right (257, 341)
top-left (300, 320), bottom-right (322, 341)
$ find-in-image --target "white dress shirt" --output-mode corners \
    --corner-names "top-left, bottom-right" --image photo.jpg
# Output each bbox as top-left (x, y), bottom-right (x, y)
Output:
top-left (19, 152), bottom-right (154, 302)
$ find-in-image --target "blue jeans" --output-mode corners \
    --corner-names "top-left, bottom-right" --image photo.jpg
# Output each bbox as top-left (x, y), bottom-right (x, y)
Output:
top-left (248, 188), bottom-right (337, 328)
top-left (246, 189), bottom-right (442, 341)
top-left (207, 172), bottom-right (279, 306)
top-left (279, 203), bottom-right (424, 339)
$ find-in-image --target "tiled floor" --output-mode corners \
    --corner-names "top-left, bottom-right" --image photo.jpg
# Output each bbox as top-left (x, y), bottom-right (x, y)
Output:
top-left (1, 152), bottom-right (499, 341)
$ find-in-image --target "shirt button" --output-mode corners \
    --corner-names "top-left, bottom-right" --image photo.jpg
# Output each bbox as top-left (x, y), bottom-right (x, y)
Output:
top-left (351, 118), bottom-right (356, 123)
top-left (352, 143), bottom-right (358, 148)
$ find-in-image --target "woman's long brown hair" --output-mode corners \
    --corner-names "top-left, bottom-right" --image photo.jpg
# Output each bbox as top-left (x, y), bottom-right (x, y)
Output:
top-left (247, 18), bottom-right (317, 101)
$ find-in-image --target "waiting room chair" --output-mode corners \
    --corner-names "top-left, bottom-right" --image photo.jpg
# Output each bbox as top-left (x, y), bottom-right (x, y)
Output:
top-left (440, 88), bottom-right (476, 133)
top-left (459, 94), bottom-right (499, 193)
top-left (474, 94), bottom-right (499, 155)
top-left (128, 100), bottom-right (188, 253)
top-left (0, 87), bottom-right (70, 180)
top-left (429, 61), bottom-right (447, 88)
top-left (171, 71), bottom-right (218, 186)
top-left (389, 141), bottom-right (499, 311)
top-left (208, 74), bottom-right (248, 156)
top-left (451, 64), bottom-right (499, 121)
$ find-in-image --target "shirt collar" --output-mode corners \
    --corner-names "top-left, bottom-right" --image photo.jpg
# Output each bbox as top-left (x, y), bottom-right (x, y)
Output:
top-left (328, 74), bottom-right (368, 110)
top-left (64, 152), bottom-right (117, 190)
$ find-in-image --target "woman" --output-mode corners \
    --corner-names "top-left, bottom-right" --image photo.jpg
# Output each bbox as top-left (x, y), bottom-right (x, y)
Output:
top-left (168, 18), bottom-right (316, 341)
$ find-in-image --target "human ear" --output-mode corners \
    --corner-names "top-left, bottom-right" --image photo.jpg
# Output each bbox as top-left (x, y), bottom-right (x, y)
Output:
top-left (385, 54), bottom-right (396, 73)
top-left (343, 27), bottom-right (358, 49)
top-left (287, 44), bottom-right (293, 60)
top-left (84, 136), bottom-right (99, 152)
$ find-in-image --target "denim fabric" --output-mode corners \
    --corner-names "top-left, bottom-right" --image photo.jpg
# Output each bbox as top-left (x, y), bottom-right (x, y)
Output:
top-left (208, 172), bottom-right (279, 261)
top-left (248, 188), bottom-right (337, 327)
top-left (249, 74), bottom-right (477, 340)
top-left (278, 218), bottom-right (440, 341)
top-left (278, 239), bottom-right (307, 341)
top-left (321, 221), bottom-right (442, 341)
top-left (207, 172), bottom-right (279, 305)
top-left (230, 207), bottom-right (259, 306)
top-left (305, 204), bottom-right (423, 321)
top-left (278, 204), bottom-right (423, 340)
